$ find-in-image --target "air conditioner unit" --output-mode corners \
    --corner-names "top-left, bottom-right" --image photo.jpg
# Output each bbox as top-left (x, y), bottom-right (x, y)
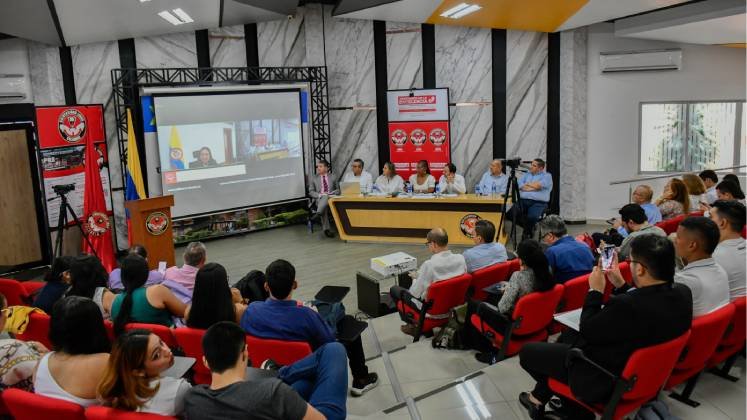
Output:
top-left (0, 74), bottom-right (28, 103)
top-left (600, 49), bottom-right (682, 73)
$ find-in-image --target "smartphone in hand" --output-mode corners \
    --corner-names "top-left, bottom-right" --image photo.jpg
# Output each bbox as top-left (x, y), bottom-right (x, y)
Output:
top-left (600, 245), bottom-right (616, 271)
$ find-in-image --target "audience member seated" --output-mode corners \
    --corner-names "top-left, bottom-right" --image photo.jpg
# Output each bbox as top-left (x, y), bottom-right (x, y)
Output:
top-left (505, 158), bottom-right (553, 239)
top-left (539, 215), bottom-right (594, 283)
top-left (437, 163), bottom-right (466, 194)
top-left (674, 217), bottom-right (730, 317)
top-left (342, 158), bottom-right (373, 191)
top-left (241, 260), bottom-right (378, 396)
top-left (233, 269), bottom-right (270, 304)
top-left (683, 173), bottom-right (707, 209)
top-left (617, 204), bottom-right (666, 260)
top-left (518, 235), bottom-right (692, 420)
top-left (33, 256), bottom-right (73, 314)
top-left (716, 179), bottom-right (746, 202)
top-left (185, 263), bottom-right (246, 329)
top-left (656, 178), bottom-right (690, 220)
top-left (408, 159), bottom-right (436, 193)
top-left (109, 245), bottom-right (164, 291)
top-left (33, 296), bottom-right (111, 407)
top-left (465, 240), bottom-right (555, 363)
top-left (111, 255), bottom-right (187, 334)
top-left (163, 241), bottom-right (206, 294)
top-left (309, 159), bottom-right (339, 238)
top-left (476, 159), bottom-right (508, 196)
top-left (463, 220), bottom-right (508, 273)
top-left (374, 161), bottom-right (404, 194)
top-left (699, 170), bottom-right (719, 204)
top-left (97, 329), bottom-right (191, 416)
top-left (709, 200), bottom-right (746, 300)
top-left (621, 185), bottom-right (662, 232)
top-left (723, 173), bottom-right (742, 189)
top-left (184, 322), bottom-right (347, 420)
top-left (66, 255), bottom-right (117, 320)
top-left (0, 293), bottom-right (49, 392)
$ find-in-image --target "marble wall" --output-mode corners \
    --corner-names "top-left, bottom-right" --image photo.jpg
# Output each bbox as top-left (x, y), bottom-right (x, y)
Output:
top-left (135, 32), bottom-right (197, 68)
top-left (257, 8), bottom-right (307, 67)
top-left (27, 41), bottom-right (65, 106)
top-left (386, 22), bottom-right (422, 90)
top-left (209, 25), bottom-right (245, 67)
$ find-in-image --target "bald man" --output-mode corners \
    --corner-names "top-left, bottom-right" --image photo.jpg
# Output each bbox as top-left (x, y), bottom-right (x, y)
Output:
top-left (476, 159), bottom-right (508, 195)
top-left (613, 185), bottom-right (662, 238)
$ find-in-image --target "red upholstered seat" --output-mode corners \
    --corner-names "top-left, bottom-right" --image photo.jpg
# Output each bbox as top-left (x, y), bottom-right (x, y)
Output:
top-left (244, 334), bottom-right (312, 368)
top-left (548, 330), bottom-right (690, 420)
top-left (173, 327), bottom-right (210, 384)
top-left (86, 406), bottom-right (177, 419)
top-left (618, 262), bottom-right (633, 285)
top-left (656, 214), bottom-right (687, 235)
top-left (396, 273), bottom-right (472, 342)
top-left (469, 259), bottom-right (520, 301)
top-left (707, 297), bottom-right (746, 374)
top-left (15, 312), bottom-right (52, 349)
top-left (124, 323), bottom-right (177, 349)
top-left (3, 388), bottom-right (86, 420)
top-left (471, 283), bottom-right (564, 360)
top-left (550, 275), bottom-right (590, 334)
top-left (103, 320), bottom-right (115, 342)
top-left (0, 278), bottom-right (35, 306)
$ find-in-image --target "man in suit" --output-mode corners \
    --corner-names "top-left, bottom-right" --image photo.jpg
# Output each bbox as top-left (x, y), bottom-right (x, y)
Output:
top-left (309, 159), bottom-right (339, 238)
top-left (517, 234), bottom-right (692, 419)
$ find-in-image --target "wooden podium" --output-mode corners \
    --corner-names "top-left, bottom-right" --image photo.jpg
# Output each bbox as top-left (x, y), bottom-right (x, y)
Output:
top-left (125, 196), bottom-right (175, 270)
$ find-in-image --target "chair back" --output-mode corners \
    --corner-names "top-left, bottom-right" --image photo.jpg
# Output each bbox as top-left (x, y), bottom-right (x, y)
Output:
top-left (720, 297), bottom-right (746, 349)
top-left (677, 304), bottom-right (734, 371)
top-left (425, 273), bottom-right (472, 317)
top-left (103, 320), bottom-right (115, 342)
top-left (512, 284), bottom-right (564, 335)
top-left (86, 406), bottom-right (177, 419)
top-left (15, 312), bottom-right (52, 349)
top-left (656, 214), bottom-right (687, 235)
top-left (0, 278), bottom-right (30, 306)
top-left (124, 323), bottom-right (177, 349)
top-left (3, 388), bottom-right (85, 420)
top-left (470, 260), bottom-right (520, 301)
top-left (245, 334), bottom-right (312, 368)
top-left (557, 275), bottom-right (589, 313)
top-left (618, 262), bottom-right (633, 285)
top-left (620, 331), bottom-right (690, 401)
top-left (173, 327), bottom-right (210, 384)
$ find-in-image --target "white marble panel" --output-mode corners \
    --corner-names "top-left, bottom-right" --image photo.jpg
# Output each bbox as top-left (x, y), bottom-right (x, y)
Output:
top-left (135, 32), bottom-right (197, 68)
top-left (304, 4), bottom-right (325, 67)
top-left (210, 25), bottom-right (245, 67)
top-left (27, 40), bottom-right (65, 106)
top-left (386, 22), bottom-right (422, 90)
top-left (330, 109), bottom-right (379, 182)
top-left (506, 30), bottom-right (548, 161)
top-left (257, 7), bottom-right (306, 67)
top-left (560, 28), bottom-right (588, 221)
top-left (435, 25), bottom-right (492, 188)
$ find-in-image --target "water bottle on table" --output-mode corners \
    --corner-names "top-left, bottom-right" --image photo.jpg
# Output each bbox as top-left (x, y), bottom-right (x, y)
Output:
top-left (475, 185), bottom-right (482, 196)
top-left (491, 182), bottom-right (497, 198)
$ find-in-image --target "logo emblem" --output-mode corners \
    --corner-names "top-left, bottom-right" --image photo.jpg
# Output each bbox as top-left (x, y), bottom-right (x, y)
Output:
top-left (391, 129), bottom-right (407, 147)
top-left (58, 109), bottom-right (87, 143)
top-left (84, 211), bottom-right (110, 237)
top-left (146, 211), bottom-right (169, 236)
top-left (459, 214), bottom-right (482, 238)
top-left (410, 128), bottom-right (426, 147)
top-left (429, 128), bottom-right (447, 147)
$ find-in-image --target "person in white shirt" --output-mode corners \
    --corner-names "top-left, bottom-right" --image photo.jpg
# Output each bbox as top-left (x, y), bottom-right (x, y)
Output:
top-left (389, 228), bottom-right (467, 336)
top-left (408, 160), bottom-right (436, 193)
top-left (709, 200), bottom-right (746, 300)
top-left (673, 216), bottom-right (730, 317)
top-left (476, 159), bottom-right (508, 196)
top-left (342, 158), bottom-right (373, 192)
top-left (699, 170), bottom-right (719, 205)
top-left (375, 161), bottom-right (404, 194)
top-left (437, 163), bottom-right (466, 194)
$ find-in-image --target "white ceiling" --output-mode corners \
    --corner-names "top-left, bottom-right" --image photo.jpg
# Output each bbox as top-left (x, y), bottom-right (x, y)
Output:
top-left (556, 0), bottom-right (690, 31)
top-left (0, 0), bottom-right (61, 45)
top-left (620, 13), bottom-right (746, 45)
top-left (336, 0), bottom-right (441, 23)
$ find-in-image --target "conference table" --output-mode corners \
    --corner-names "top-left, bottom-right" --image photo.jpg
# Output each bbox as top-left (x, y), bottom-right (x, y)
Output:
top-left (328, 193), bottom-right (508, 245)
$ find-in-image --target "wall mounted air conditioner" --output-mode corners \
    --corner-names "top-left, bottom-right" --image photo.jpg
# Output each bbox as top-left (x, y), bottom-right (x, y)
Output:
top-left (600, 49), bottom-right (682, 73)
top-left (0, 74), bottom-right (27, 102)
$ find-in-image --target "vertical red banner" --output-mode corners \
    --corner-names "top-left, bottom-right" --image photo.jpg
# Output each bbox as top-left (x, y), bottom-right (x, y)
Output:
top-left (388, 121), bottom-right (450, 180)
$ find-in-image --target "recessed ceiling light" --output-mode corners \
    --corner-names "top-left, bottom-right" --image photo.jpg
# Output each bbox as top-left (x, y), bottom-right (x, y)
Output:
top-left (172, 8), bottom-right (194, 23)
top-left (139, 0), bottom-right (151, 3)
top-left (440, 3), bottom-right (481, 19)
top-left (158, 10), bottom-right (183, 26)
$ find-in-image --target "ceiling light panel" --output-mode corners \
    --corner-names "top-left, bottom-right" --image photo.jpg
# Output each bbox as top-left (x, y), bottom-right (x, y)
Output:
top-left (158, 10), bottom-right (183, 25)
top-left (450, 4), bottom-right (481, 19)
top-left (172, 8), bottom-right (194, 23)
top-left (440, 2), bottom-right (469, 17)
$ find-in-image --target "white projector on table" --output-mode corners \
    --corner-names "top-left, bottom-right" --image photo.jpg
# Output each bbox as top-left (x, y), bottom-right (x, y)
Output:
top-left (371, 252), bottom-right (417, 276)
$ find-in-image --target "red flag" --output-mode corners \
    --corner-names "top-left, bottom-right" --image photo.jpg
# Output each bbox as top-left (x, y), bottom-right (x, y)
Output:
top-left (82, 138), bottom-right (116, 272)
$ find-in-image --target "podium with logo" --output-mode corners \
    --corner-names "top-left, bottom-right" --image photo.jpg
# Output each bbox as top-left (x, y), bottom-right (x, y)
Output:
top-left (124, 195), bottom-right (175, 269)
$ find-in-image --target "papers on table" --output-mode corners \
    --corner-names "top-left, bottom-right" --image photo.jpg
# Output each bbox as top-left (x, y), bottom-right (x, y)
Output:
top-left (553, 308), bottom-right (582, 331)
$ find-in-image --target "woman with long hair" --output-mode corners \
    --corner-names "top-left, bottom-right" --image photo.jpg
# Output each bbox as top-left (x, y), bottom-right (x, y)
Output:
top-left (717, 179), bottom-right (746, 202)
top-left (97, 329), bottom-right (191, 416)
top-left (374, 161), bottom-right (405, 194)
top-left (33, 296), bottom-right (111, 407)
top-left (682, 173), bottom-right (707, 208)
top-left (656, 178), bottom-right (690, 219)
top-left (66, 255), bottom-right (117, 320)
top-left (33, 256), bottom-right (74, 313)
top-left (110, 255), bottom-right (186, 335)
top-left (408, 160), bottom-right (436, 193)
top-left (185, 263), bottom-right (246, 329)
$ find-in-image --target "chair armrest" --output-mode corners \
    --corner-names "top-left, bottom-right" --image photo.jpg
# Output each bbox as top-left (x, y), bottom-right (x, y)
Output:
top-left (565, 348), bottom-right (618, 381)
top-left (397, 288), bottom-right (426, 314)
top-left (476, 301), bottom-right (499, 318)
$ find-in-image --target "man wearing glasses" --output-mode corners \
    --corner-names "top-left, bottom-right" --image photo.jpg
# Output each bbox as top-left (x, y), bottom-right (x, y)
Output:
top-left (539, 215), bottom-right (594, 283)
top-left (616, 204), bottom-right (666, 260)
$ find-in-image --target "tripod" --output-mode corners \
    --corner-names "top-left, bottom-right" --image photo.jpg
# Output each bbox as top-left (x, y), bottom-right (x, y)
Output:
top-left (497, 165), bottom-right (524, 249)
top-left (49, 189), bottom-right (97, 262)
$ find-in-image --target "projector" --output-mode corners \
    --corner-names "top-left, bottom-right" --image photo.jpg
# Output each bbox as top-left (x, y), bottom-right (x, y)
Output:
top-left (371, 252), bottom-right (417, 276)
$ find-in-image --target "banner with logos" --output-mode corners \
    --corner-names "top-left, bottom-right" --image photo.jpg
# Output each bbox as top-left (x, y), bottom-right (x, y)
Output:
top-left (387, 88), bottom-right (450, 180)
top-left (36, 105), bottom-right (113, 228)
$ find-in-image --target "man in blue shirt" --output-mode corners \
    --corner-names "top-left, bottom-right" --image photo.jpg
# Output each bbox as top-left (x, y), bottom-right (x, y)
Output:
top-left (506, 158), bottom-right (553, 239)
top-left (539, 215), bottom-right (594, 283)
top-left (463, 220), bottom-right (509, 273)
top-left (613, 185), bottom-right (662, 238)
top-left (240, 259), bottom-right (378, 396)
top-left (476, 159), bottom-right (508, 195)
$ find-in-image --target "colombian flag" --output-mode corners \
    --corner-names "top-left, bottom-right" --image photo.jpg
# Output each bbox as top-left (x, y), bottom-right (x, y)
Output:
top-left (125, 109), bottom-right (146, 245)
top-left (169, 126), bottom-right (185, 170)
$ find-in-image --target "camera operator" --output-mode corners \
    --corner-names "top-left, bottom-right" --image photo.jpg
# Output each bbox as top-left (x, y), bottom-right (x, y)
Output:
top-left (505, 158), bottom-right (553, 239)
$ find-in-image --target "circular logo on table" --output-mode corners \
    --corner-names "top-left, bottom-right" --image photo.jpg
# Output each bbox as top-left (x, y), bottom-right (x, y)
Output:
top-left (58, 109), bottom-right (87, 143)
top-left (146, 212), bottom-right (169, 236)
top-left (84, 211), bottom-right (110, 237)
top-left (459, 214), bottom-right (482, 238)
top-left (429, 128), bottom-right (447, 147)
top-left (391, 129), bottom-right (407, 147)
top-left (410, 128), bottom-right (427, 147)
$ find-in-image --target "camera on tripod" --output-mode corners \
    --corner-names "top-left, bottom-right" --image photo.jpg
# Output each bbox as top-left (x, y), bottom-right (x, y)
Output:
top-left (503, 157), bottom-right (523, 169)
top-left (52, 184), bottom-right (75, 194)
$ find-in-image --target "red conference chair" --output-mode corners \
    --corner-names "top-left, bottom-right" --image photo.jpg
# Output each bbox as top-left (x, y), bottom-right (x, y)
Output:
top-left (15, 312), bottom-right (53, 349)
top-left (665, 303), bottom-right (734, 407)
top-left (707, 297), bottom-right (746, 381)
top-left (618, 262), bottom-right (633, 285)
top-left (173, 327), bottom-right (211, 385)
top-left (396, 273), bottom-right (473, 342)
top-left (245, 334), bottom-right (312, 368)
top-left (0, 278), bottom-right (36, 306)
top-left (124, 323), bottom-right (178, 349)
top-left (469, 259), bottom-right (520, 301)
top-left (3, 388), bottom-right (85, 420)
top-left (86, 406), bottom-right (176, 419)
top-left (550, 275), bottom-right (589, 334)
top-left (103, 320), bottom-right (116, 342)
top-left (471, 284), bottom-right (564, 361)
top-left (548, 330), bottom-right (690, 420)
top-left (656, 214), bottom-right (687, 235)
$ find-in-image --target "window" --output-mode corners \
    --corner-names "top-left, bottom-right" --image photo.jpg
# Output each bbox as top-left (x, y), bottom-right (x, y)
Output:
top-left (639, 101), bottom-right (746, 173)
